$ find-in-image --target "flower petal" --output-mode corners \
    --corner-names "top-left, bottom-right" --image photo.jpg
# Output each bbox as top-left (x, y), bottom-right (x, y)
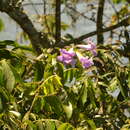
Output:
top-left (77, 44), bottom-right (92, 50)
top-left (91, 50), bottom-right (97, 56)
top-left (80, 57), bottom-right (94, 68)
top-left (60, 48), bottom-right (76, 57)
top-left (57, 56), bottom-right (63, 62)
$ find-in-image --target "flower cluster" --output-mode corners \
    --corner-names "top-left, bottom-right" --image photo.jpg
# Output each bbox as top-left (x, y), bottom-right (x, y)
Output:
top-left (57, 48), bottom-right (76, 67)
top-left (57, 39), bottom-right (97, 69)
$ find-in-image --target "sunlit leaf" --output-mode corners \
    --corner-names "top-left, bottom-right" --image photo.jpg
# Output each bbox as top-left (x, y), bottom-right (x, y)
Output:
top-left (63, 102), bottom-right (73, 119)
top-left (58, 123), bottom-right (74, 130)
top-left (45, 121), bottom-right (56, 130)
top-left (0, 18), bottom-right (4, 31)
top-left (108, 77), bottom-right (118, 92)
top-left (79, 84), bottom-right (88, 106)
top-left (9, 111), bottom-right (21, 118)
top-left (44, 64), bottom-right (54, 80)
top-left (63, 68), bottom-right (79, 87)
top-left (87, 119), bottom-right (96, 130)
top-left (40, 75), bottom-right (62, 95)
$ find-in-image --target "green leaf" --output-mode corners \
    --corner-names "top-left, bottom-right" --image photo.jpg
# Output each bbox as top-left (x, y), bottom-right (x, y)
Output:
top-left (0, 40), bottom-right (16, 45)
top-left (0, 60), bottom-right (15, 92)
top-left (33, 61), bottom-right (44, 81)
top-left (128, 70), bottom-right (130, 88)
top-left (0, 87), bottom-right (9, 101)
top-left (0, 49), bottom-right (14, 59)
top-left (87, 119), bottom-right (96, 130)
top-left (55, 62), bottom-right (64, 78)
top-left (36, 121), bottom-right (45, 130)
top-left (117, 78), bottom-right (126, 98)
top-left (44, 95), bottom-right (63, 117)
top-left (25, 120), bottom-right (37, 130)
top-left (63, 68), bottom-right (79, 87)
top-left (63, 102), bottom-right (73, 119)
top-left (0, 66), bottom-right (4, 87)
top-left (61, 22), bottom-right (69, 31)
top-left (40, 75), bottom-right (62, 95)
top-left (0, 18), bottom-right (4, 31)
top-left (33, 97), bottom-right (45, 113)
top-left (108, 77), bottom-right (118, 92)
top-left (14, 44), bottom-right (33, 52)
top-left (44, 64), bottom-right (54, 80)
top-left (112, 0), bottom-right (126, 4)
top-left (86, 79), bottom-right (97, 108)
top-left (58, 123), bottom-right (74, 130)
top-left (0, 87), bottom-right (10, 112)
top-left (79, 85), bottom-right (88, 106)
top-left (9, 65), bottom-right (23, 84)
top-left (0, 97), bottom-right (3, 112)
top-left (0, 40), bottom-right (17, 49)
top-left (9, 111), bottom-right (21, 118)
top-left (45, 121), bottom-right (56, 130)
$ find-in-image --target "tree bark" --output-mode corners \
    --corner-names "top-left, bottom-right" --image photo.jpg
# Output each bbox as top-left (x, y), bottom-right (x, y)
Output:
top-left (0, 1), bottom-right (50, 55)
top-left (97, 0), bottom-right (105, 44)
top-left (55, 0), bottom-right (61, 44)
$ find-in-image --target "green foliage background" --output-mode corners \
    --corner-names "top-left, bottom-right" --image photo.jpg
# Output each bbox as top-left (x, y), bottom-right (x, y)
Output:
top-left (0, 35), bottom-right (130, 130)
top-left (0, 0), bottom-right (130, 129)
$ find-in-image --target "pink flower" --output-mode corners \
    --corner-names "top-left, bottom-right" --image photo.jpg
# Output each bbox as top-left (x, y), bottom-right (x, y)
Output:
top-left (77, 38), bottom-right (97, 56)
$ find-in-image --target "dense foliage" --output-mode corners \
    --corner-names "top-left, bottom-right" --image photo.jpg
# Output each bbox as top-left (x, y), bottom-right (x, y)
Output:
top-left (0, 0), bottom-right (130, 129)
top-left (0, 38), bottom-right (130, 130)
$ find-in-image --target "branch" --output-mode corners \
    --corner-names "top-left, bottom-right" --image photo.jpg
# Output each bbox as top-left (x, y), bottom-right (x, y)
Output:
top-left (66, 4), bottom-right (96, 22)
top-left (55, 0), bottom-right (61, 44)
top-left (0, 1), bottom-right (50, 54)
top-left (96, 0), bottom-right (105, 44)
top-left (55, 16), bottom-right (130, 48)
top-left (126, 0), bottom-right (130, 4)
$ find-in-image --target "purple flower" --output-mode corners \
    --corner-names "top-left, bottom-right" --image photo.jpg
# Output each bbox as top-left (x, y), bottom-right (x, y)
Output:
top-left (79, 57), bottom-right (94, 68)
top-left (91, 50), bottom-right (97, 56)
top-left (57, 48), bottom-right (76, 67)
top-left (57, 55), bottom-right (64, 62)
top-left (77, 38), bottom-right (97, 56)
top-left (60, 49), bottom-right (76, 57)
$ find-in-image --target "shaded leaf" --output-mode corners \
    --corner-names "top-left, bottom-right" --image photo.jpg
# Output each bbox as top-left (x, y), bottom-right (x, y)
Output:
top-left (79, 85), bottom-right (88, 106)
top-left (0, 60), bottom-right (15, 92)
top-left (63, 68), bottom-right (79, 87)
top-left (44, 95), bottom-right (63, 117)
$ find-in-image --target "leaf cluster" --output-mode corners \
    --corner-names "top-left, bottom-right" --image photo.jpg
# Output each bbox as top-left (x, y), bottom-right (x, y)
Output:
top-left (0, 38), bottom-right (130, 130)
